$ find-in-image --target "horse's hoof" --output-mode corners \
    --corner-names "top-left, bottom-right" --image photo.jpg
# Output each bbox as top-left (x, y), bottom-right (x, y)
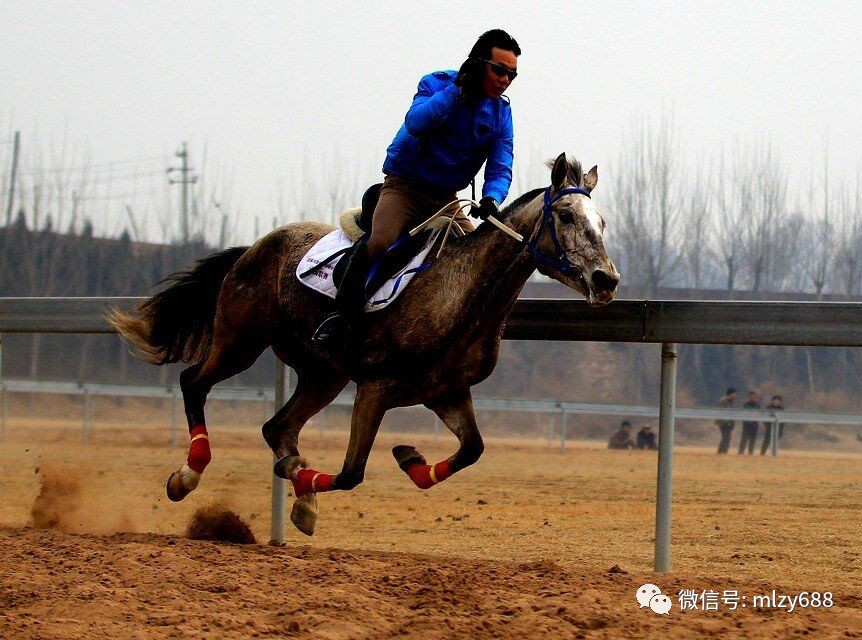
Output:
top-left (290, 493), bottom-right (318, 536)
top-left (392, 445), bottom-right (427, 473)
top-left (166, 465), bottom-right (200, 502)
top-left (273, 455), bottom-right (308, 480)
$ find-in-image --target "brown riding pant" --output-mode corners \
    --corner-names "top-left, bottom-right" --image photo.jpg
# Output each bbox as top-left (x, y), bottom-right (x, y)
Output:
top-left (367, 175), bottom-right (474, 261)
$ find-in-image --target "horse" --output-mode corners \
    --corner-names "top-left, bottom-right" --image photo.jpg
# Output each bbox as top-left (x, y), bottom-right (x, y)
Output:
top-left (109, 153), bottom-right (620, 535)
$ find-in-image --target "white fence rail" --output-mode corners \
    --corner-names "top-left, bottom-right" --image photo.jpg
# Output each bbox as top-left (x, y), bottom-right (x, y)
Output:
top-left (3, 377), bottom-right (861, 452)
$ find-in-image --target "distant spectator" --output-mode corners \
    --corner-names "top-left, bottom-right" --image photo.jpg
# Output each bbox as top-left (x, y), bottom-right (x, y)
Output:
top-left (636, 425), bottom-right (657, 450)
top-left (738, 391), bottom-right (760, 455)
top-left (608, 421), bottom-right (635, 450)
top-left (760, 395), bottom-right (785, 455)
top-left (715, 387), bottom-right (737, 454)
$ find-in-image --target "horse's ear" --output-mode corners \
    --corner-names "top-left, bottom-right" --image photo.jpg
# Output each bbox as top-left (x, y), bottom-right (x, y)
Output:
top-left (551, 153), bottom-right (568, 190)
top-left (584, 165), bottom-right (598, 193)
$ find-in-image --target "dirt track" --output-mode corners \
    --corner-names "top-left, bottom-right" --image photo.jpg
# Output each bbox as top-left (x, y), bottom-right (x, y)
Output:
top-left (1, 424), bottom-right (861, 638)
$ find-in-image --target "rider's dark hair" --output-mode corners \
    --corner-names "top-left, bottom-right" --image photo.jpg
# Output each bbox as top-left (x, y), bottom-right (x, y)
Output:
top-left (468, 29), bottom-right (521, 59)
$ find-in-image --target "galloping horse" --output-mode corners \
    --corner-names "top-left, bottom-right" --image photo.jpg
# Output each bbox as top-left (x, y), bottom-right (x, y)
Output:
top-left (109, 153), bottom-right (620, 535)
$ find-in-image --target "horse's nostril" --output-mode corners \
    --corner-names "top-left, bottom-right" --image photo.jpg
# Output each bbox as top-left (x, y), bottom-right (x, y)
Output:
top-left (591, 269), bottom-right (619, 292)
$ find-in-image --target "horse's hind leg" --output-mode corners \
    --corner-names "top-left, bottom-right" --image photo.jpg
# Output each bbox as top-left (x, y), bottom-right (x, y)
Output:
top-left (166, 334), bottom-right (267, 502)
top-left (393, 388), bottom-right (484, 489)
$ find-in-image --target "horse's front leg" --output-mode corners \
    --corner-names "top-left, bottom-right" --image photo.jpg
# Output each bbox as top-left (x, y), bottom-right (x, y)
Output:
top-left (276, 382), bottom-right (387, 535)
top-left (392, 388), bottom-right (484, 489)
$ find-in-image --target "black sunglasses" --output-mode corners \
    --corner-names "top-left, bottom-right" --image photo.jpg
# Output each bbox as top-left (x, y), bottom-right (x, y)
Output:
top-left (479, 59), bottom-right (518, 80)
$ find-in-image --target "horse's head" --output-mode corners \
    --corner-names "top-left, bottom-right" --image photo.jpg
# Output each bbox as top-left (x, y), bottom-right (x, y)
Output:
top-left (524, 153), bottom-right (620, 305)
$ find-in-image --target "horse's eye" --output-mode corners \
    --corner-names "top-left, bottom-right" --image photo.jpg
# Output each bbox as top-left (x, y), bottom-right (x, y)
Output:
top-left (557, 209), bottom-right (574, 224)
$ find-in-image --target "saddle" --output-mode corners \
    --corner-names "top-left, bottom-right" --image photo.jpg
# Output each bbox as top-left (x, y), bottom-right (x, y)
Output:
top-left (297, 183), bottom-right (466, 311)
top-left (333, 183), bottom-right (464, 292)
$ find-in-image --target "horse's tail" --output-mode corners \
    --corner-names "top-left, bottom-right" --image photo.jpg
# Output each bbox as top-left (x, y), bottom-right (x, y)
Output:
top-left (107, 246), bottom-right (250, 365)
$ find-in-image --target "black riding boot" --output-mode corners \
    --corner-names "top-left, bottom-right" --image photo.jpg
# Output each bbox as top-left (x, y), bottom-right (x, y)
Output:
top-left (312, 243), bottom-right (371, 349)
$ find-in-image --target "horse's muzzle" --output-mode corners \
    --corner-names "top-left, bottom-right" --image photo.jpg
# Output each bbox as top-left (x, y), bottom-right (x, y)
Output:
top-left (586, 268), bottom-right (620, 306)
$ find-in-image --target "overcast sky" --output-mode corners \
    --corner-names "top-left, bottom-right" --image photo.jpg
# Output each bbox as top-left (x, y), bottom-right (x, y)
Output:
top-left (2, 1), bottom-right (860, 243)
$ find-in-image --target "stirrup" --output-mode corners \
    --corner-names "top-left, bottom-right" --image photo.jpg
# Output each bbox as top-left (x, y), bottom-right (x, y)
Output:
top-left (312, 313), bottom-right (349, 347)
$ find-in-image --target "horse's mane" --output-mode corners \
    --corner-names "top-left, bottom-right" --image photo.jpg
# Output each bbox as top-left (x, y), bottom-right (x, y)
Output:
top-left (450, 156), bottom-right (583, 244)
top-left (499, 156), bottom-right (584, 219)
top-left (500, 187), bottom-right (544, 219)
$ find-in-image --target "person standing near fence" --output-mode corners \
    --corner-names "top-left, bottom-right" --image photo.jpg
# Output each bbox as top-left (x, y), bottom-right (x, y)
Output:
top-left (760, 394), bottom-right (785, 455)
top-left (715, 387), bottom-right (736, 454)
top-left (738, 391), bottom-right (760, 455)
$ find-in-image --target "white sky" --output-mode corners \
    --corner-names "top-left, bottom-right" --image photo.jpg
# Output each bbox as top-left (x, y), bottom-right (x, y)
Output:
top-left (2, 0), bottom-right (860, 243)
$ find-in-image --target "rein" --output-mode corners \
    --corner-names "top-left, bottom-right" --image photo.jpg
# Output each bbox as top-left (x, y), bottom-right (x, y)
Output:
top-left (410, 185), bottom-right (591, 277)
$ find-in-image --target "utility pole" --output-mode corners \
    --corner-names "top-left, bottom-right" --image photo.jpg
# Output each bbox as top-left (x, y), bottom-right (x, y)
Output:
top-left (5, 130), bottom-right (20, 226)
top-left (167, 142), bottom-right (198, 243)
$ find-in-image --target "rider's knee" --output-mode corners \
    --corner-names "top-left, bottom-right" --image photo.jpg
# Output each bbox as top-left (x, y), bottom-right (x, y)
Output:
top-left (365, 238), bottom-right (387, 263)
top-left (334, 469), bottom-right (365, 490)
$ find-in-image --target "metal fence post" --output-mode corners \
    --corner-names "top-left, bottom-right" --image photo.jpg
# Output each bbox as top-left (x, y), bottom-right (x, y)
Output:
top-left (0, 333), bottom-right (4, 442)
top-left (170, 389), bottom-right (179, 449)
top-left (0, 383), bottom-right (6, 443)
top-left (771, 417), bottom-right (779, 457)
top-left (83, 387), bottom-right (92, 445)
top-left (546, 413), bottom-right (554, 448)
top-left (270, 361), bottom-right (289, 544)
top-left (654, 343), bottom-right (678, 573)
top-left (560, 407), bottom-right (568, 453)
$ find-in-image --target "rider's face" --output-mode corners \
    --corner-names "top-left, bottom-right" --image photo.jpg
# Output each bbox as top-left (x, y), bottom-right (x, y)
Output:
top-left (481, 47), bottom-right (517, 99)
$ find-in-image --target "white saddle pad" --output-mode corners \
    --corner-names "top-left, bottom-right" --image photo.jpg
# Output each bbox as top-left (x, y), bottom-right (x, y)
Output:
top-left (296, 229), bottom-right (440, 312)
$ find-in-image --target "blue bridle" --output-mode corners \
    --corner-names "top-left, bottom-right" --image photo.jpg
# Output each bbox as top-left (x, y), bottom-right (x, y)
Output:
top-left (520, 186), bottom-right (592, 276)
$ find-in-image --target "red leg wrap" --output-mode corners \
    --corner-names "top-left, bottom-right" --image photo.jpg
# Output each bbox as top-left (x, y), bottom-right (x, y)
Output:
top-left (406, 460), bottom-right (453, 489)
top-left (187, 425), bottom-right (211, 474)
top-left (292, 468), bottom-right (336, 498)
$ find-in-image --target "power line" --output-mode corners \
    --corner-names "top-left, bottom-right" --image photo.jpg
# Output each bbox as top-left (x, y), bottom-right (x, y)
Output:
top-left (24, 168), bottom-right (168, 183)
top-left (23, 154), bottom-right (171, 174)
top-left (15, 186), bottom-right (167, 201)
top-left (75, 188), bottom-right (168, 201)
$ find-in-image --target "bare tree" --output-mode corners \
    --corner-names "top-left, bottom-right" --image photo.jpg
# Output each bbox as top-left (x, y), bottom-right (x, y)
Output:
top-left (611, 114), bottom-right (683, 295)
top-left (682, 166), bottom-right (712, 289)
top-left (739, 143), bottom-right (788, 292)
top-left (801, 147), bottom-right (837, 298)
top-left (833, 175), bottom-right (862, 296)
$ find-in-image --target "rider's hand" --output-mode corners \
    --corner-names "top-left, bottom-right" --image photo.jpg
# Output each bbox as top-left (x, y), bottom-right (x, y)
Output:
top-left (471, 197), bottom-right (499, 221)
top-left (454, 58), bottom-right (481, 98)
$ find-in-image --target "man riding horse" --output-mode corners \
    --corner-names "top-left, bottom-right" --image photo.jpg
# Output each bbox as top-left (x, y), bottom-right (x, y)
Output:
top-left (109, 26), bottom-right (621, 536)
top-left (312, 29), bottom-right (521, 348)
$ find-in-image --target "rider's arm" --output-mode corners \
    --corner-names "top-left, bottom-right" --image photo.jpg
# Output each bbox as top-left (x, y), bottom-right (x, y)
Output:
top-left (404, 74), bottom-right (460, 137)
top-left (482, 107), bottom-right (514, 205)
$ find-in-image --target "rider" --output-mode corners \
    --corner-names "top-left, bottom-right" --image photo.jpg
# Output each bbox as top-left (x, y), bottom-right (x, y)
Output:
top-left (313, 28), bottom-right (520, 348)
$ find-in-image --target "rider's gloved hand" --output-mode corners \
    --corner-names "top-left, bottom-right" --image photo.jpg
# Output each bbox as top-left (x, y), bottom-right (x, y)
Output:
top-left (454, 58), bottom-right (482, 98)
top-left (471, 196), bottom-right (499, 220)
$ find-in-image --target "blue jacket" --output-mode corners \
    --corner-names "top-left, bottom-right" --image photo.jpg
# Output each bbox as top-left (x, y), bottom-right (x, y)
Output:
top-left (382, 70), bottom-right (514, 205)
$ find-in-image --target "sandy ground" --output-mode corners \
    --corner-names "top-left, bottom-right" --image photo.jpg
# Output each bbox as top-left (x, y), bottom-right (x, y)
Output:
top-left (0, 420), bottom-right (860, 639)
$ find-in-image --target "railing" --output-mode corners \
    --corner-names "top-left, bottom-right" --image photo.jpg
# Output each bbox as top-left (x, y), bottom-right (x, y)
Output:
top-left (3, 377), bottom-right (861, 451)
top-left (1, 296), bottom-right (860, 572)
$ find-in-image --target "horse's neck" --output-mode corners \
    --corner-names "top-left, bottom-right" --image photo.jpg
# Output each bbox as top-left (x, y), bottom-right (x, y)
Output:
top-left (448, 198), bottom-right (541, 322)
